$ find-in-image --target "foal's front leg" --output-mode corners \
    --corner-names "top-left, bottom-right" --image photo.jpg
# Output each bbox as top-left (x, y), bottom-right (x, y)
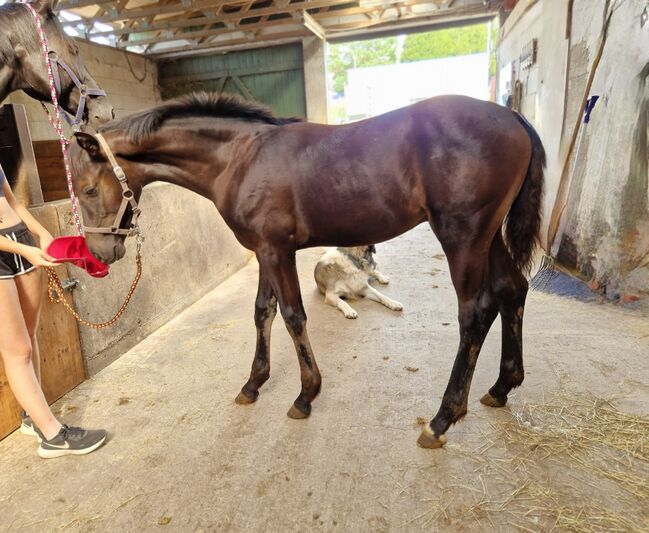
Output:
top-left (235, 271), bottom-right (277, 404)
top-left (258, 249), bottom-right (322, 418)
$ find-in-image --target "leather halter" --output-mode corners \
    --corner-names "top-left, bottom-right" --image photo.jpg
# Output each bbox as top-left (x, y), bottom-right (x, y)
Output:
top-left (82, 133), bottom-right (142, 238)
top-left (47, 50), bottom-right (107, 128)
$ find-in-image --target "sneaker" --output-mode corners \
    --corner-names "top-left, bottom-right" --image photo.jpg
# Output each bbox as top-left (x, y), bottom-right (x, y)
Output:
top-left (19, 411), bottom-right (43, 442)
top-left (38, 424), bottom-right (107, 459)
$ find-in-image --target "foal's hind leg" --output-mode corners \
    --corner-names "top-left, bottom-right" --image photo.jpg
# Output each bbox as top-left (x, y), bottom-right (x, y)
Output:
top-left (480, 234), bottom-right (528, 408)
top-left (258, 248), bottom-right (322, 419)
top-left (418, 246), bottom-right (499, 449)
top-left (235, 269), bottom-right (277, 404)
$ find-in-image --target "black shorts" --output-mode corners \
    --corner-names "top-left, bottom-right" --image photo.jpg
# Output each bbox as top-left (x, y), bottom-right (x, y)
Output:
top-left (0, 222), bottom-right (37, 280)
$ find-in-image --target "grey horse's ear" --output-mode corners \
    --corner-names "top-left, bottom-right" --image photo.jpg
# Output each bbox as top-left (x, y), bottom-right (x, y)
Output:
top-left (74, 132), bottom-right (102, 160)
top-left (31, 0), bottom-right (59, 13)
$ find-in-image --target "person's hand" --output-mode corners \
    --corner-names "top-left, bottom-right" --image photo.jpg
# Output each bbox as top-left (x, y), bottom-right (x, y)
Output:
top-left (20, 245), bottom-right (58, 268)
top-left (38, 231), bottom-right (55, 252)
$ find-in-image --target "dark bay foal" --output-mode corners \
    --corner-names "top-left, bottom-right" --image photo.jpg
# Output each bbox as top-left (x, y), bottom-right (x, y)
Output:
top-left (68, 93), bottom-right (545, 448)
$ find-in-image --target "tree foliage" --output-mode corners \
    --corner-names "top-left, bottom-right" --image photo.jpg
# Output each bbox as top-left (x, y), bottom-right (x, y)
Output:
top-left (401, 23), bottom-right (488, 63)
top-left (327, 37), bottom-right (397, 94)
top-left (326, 23), bottom-right (489, 95)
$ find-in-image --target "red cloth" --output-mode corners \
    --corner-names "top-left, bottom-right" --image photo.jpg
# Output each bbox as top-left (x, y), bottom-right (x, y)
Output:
top-left (47, 236), bottom-right (109, 278)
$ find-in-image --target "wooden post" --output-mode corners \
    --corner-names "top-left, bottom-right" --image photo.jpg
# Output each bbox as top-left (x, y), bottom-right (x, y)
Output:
top-left (0, 104), bottom-right (44, 207)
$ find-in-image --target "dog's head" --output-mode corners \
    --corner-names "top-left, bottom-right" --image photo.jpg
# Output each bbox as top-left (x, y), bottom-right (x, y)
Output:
top-left (337, 245), bottom-right (378, 269)
top-left (363, 245), bottom-right (378, 270)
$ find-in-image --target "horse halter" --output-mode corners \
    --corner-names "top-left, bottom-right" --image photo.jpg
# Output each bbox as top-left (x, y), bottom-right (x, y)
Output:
top-left (82, 133), bottom-right (143, 240)
top-left (21, 2), bottom-right (106, 129)
top-left (47, 50), bottom-right (106, 128)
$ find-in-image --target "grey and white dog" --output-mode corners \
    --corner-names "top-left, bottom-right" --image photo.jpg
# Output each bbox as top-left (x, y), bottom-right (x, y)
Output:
top-left (314, 245), bottom-right (403, 319)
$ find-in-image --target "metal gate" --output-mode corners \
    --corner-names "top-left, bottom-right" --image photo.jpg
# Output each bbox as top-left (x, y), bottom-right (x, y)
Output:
top-left (158, 43), bottom-right (306, 118)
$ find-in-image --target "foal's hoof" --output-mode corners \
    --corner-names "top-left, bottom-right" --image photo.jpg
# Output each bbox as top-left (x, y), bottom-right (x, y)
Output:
top-left (235, 389), bottom-right (258, 405)
top-left (287, 402), bottom-right (311, 419)
top-left (480, 392), bottom-right (507, 408)
top-left (417, 426), bottom-right (447, 449)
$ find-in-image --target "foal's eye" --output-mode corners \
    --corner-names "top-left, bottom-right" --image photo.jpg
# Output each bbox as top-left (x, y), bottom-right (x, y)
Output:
top-left (84, 186), bottom-right (98, 197)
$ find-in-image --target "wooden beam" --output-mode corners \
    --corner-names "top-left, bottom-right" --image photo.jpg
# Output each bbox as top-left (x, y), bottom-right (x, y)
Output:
top-left (119, 18), bottom-right (305, 47)
top-left (86, 0), bottom-right (358, 37)
top-left (149, 3), bottom-right (493, 56)
top-left (302, 10), bottom-right (327, 38)
top-left (149, 29), bottom-right (308, 56)
top-left (58, 0), bottom-right (114, 11)
top-left (61, 0), bottom-right (275, 26)
top-left (136, 1), bottom-right (488, 47)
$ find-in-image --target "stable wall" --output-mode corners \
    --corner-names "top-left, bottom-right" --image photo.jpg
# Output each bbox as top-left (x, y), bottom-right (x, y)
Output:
top-left (158, 43), bottom-right (307, 118)
top-left (35, 184), bottom-right (252, 375)
top-left (498, 0), bottom-right (570, 247)
top-left (498, 0), bottom-right (649, 299)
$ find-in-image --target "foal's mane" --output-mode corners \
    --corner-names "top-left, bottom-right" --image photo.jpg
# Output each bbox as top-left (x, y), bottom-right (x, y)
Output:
top-left (102, 92), bottom-right (304, 143)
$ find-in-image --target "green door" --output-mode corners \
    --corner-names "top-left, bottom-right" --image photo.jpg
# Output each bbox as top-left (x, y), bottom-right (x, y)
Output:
top-left (158, 43), bottom-right (306, 118)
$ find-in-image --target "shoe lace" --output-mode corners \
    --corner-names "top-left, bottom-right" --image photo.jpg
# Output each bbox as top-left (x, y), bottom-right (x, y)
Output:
top-left (60, 424), bottom-right (86, 440)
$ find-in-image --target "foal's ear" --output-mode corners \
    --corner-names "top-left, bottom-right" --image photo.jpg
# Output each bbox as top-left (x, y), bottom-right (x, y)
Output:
top-left (31, 0), bottom-right (59, 13)
top-left (74, 132), bottom-right (103, 160)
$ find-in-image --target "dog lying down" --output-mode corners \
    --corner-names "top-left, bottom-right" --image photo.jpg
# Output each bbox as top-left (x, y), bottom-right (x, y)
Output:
top-left (314, 245), bottom-right (403, 319)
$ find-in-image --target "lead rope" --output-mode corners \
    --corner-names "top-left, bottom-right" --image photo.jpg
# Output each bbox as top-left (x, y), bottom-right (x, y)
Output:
top-left (46, 249), bottom-right (142, 330)
top-left (23, 1), bottom-right (142, 328)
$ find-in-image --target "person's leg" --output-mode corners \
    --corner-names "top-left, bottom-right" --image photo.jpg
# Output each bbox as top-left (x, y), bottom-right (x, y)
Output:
top-left (15, 270), bottom-right (43, 382)
top-left (0, 272), bottom-right (62, 440)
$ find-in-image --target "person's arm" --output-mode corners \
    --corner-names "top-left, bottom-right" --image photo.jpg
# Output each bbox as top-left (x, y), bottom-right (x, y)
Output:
top-left (1, 177), bottom-right (57, 267)
top-left (2, 176), bottom-right (55, 250)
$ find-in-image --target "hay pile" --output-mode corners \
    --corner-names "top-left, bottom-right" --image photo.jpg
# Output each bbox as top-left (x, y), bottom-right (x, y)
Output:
top-left (488, 395), bottom-right (648, 531)
top-left (419, 394), bottom-right (649, 532)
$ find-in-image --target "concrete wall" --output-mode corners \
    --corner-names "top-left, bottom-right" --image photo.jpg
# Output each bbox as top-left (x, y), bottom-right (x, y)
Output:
top-left (499, 0), bottom-right (649, 299)
top-left (6, 40), bottom-right (158, 140)
top-left (34, 184), bottom-right (252, 375)
top-left (498, 0), bottom-right (570, 246)
top-left (302, 37), bottom-right (328, 123)
top-left (558, 0), bottom-right (649, 298)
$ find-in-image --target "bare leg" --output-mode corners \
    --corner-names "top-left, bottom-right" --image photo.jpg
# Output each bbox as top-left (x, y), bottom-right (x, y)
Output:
top-left (418, 247), bottom-right (498, 448)
top-left (480, 234), bottom-right (528, 408)
top-left (16, 271), bottom-right (42, 383)
top-left (324, 291), bottom-right (358, 319)
top-left (236, 267), bottom-right (277, 404)
top-left (258, 248), bottom-right (321, 419)
top-left (0, 272), bottom-right (61, 440)
top-left (363, 285), bottom-right (403, 311)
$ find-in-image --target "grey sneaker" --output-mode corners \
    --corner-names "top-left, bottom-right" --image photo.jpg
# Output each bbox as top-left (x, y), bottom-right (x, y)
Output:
top-left (19, 411), bottom-right (43, 442)
top-left (38, 424), bottom-right (107, 459)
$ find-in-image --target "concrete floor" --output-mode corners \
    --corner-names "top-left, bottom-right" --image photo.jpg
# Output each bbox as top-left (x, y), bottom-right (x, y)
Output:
top-left (1, 224), bottom-right (648, 532)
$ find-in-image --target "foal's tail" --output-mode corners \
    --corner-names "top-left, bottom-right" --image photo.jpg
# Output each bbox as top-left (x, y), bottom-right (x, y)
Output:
top-left (504, 113), bottom-right (546, 274)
